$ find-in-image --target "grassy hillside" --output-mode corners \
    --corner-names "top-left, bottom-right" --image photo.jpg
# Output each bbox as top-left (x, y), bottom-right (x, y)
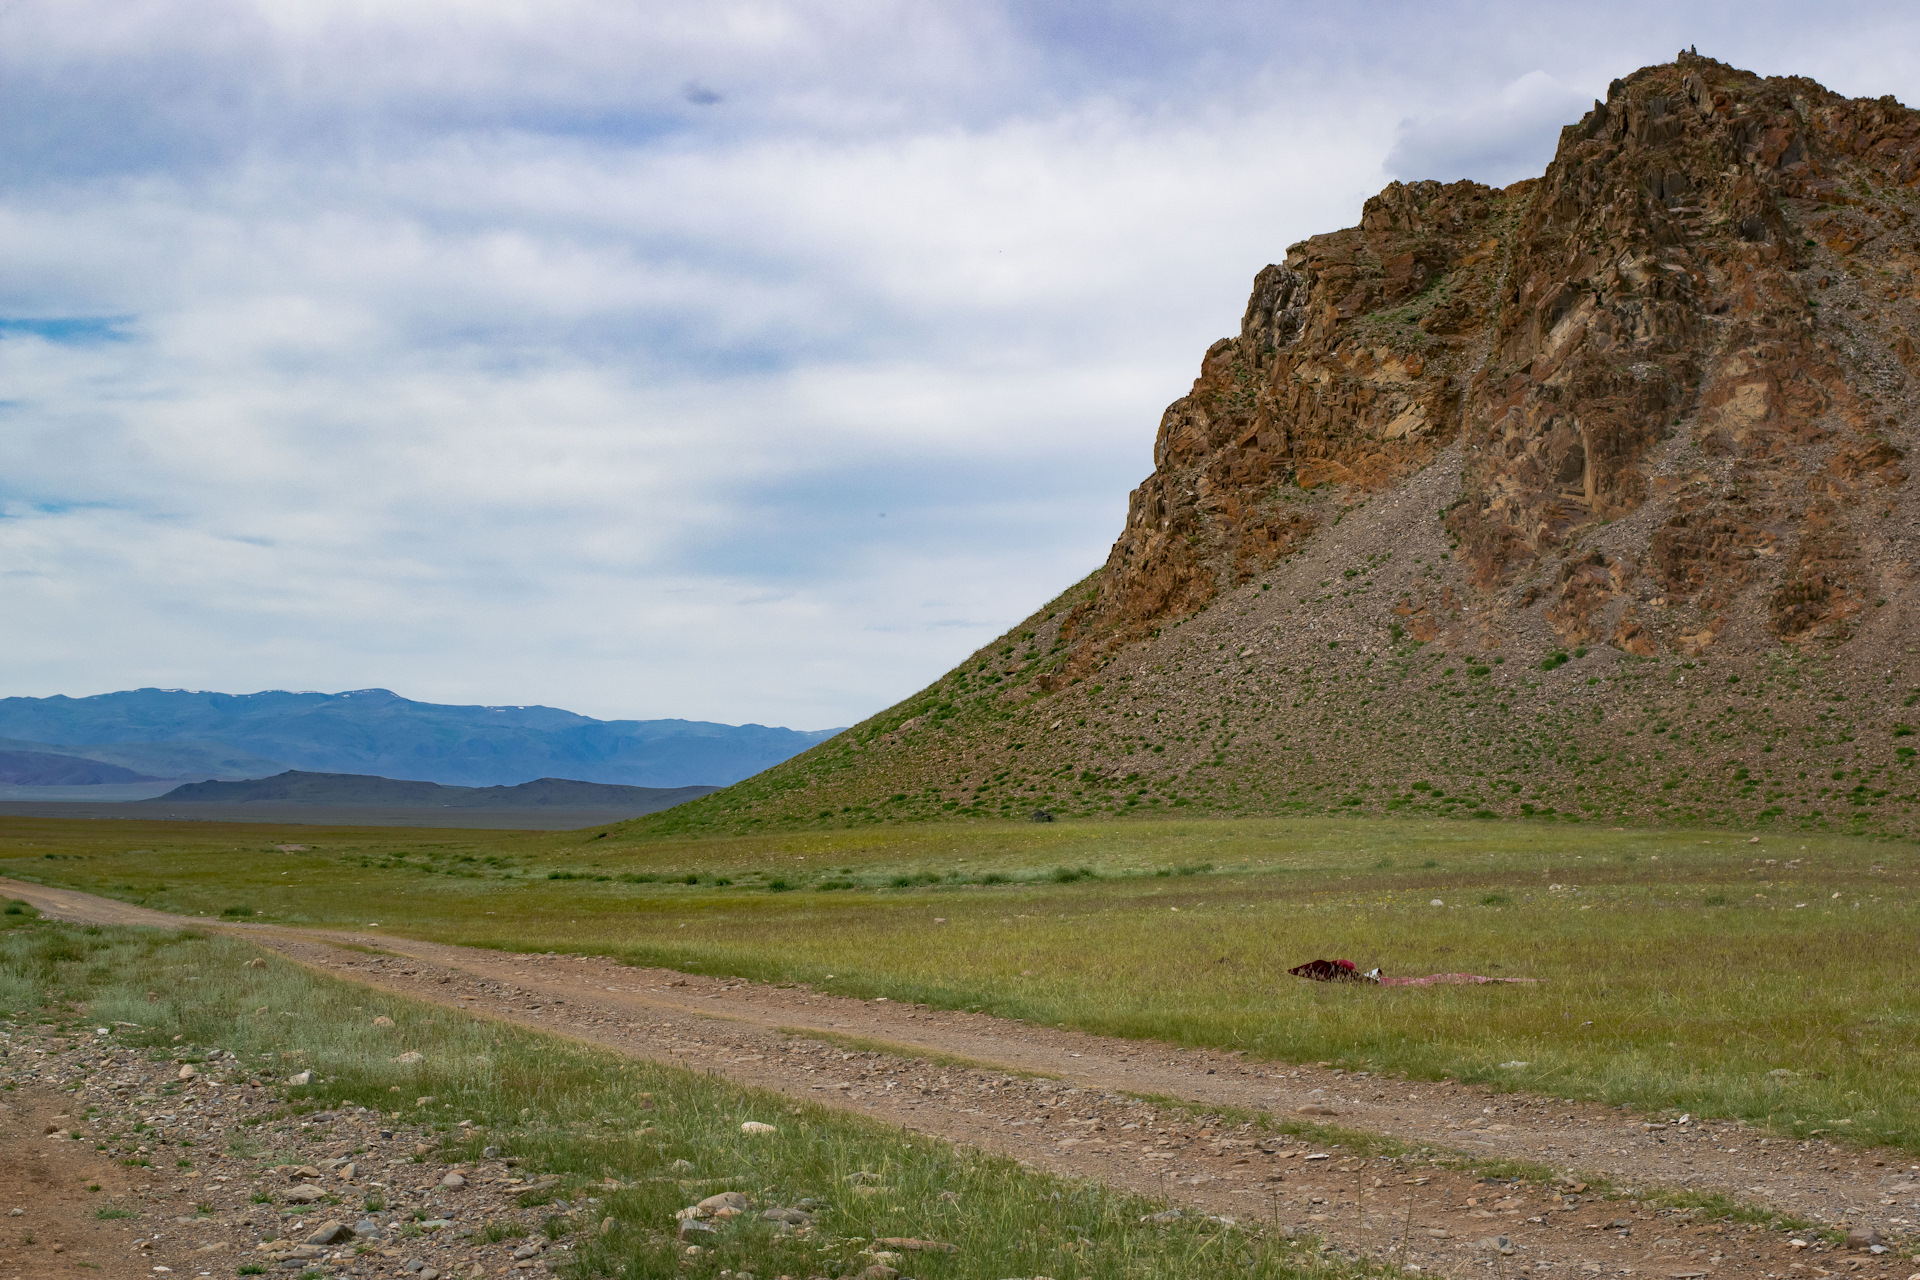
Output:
top-left (625, 544), bottom-right (1920, 839)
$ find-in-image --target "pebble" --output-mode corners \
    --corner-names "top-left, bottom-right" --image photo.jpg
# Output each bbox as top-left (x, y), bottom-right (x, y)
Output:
top-left (441, 1171), bottom-right (468, 1188)
top-left (0, 1022), bottom-right (597, 1278)
top-left (696, 1191), bottom-right (750, 1215)
top-left (762, 1207), bottom-right (812, 1224)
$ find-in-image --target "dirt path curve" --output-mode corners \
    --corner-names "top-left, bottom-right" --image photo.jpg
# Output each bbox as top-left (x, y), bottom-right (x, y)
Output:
top-left (7, 878), bottom-right (1917, 1280)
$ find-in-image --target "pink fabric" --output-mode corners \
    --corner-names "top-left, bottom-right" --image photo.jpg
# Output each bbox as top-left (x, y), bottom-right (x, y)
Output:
top-left (1288, 958), bottom-right (1540, 986)
top-left (1377, 972), bottom-right (1538, 986)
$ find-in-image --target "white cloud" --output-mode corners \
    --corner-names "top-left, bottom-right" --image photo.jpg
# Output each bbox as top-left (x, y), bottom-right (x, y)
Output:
top-left (1384, 70), bottom-right (1598, 188)
top-left (3, 0), bottom-right (1918, 731)
top-left (0, 79), bottom-right (1387, 724)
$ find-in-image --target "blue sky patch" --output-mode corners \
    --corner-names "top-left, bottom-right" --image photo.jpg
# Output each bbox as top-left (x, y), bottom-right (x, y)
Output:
top-left (0, 316), bottom-right (134, 345)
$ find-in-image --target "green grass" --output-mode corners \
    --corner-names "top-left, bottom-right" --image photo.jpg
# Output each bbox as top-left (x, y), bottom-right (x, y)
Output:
top-left (5, 814), bottom-right (1919, 1154)
top-left (0, 907), bottom-right (1356, 1280)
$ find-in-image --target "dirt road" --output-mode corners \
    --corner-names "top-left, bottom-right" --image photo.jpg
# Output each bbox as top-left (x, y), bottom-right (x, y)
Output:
top-left (6, 877), bottom-right (1916, 1280)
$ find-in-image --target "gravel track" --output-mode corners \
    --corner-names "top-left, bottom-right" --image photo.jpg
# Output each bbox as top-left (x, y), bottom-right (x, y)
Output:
top-left (6, 877), bottom-right (1917, 1280)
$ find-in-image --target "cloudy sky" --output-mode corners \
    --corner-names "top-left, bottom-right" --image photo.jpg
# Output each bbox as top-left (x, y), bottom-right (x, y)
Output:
top-left (3, 1), bottom-right (1916, 729)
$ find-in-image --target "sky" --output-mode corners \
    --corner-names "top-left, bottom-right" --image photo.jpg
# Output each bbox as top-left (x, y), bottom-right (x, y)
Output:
top-left (3, 1), bottom-right (1917, 729)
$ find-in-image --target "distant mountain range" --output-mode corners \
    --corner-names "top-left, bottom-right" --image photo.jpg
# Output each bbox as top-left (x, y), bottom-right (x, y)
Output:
top-left (147, 770), bottom-right (715, 813)
top-left (0, 689), bottom-right (839, 787)
top-left (0, 747), bottom-right (159, 786)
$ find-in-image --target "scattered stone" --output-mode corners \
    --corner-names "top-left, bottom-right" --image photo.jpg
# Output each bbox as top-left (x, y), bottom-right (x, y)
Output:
top-left (176, 1064), bottom-right (197, 1081)
top-left (763, 1207), bottom-right (813, 1224)
top-left (440, 1171), bottom-right (467, 1189)
top-left (1848, 1228), bottom-right (1885, 1250)
top-left (352, 1218), bottom-right (384, 1238)
top-left (283, 1185), bottom-right (325, 1204)
top-left (876, 1237), bottom-right (957, 1253)
top-left (304, 1221), bottom-right (354, 1246)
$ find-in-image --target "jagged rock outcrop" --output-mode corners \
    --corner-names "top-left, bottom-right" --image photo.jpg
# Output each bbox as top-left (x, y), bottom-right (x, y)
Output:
top-left (1055, 52), bottom-right (1917, 670)
top-left (640, 56), bottom-right (1920, 839)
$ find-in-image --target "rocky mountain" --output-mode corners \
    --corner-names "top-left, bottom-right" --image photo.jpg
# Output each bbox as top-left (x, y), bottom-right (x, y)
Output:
top-left (147, 770), bottom-right (715, 813)
top-left (0, 688), bottom-right (837, 788)
top-left (638, 53), bottom-right (1920, 839)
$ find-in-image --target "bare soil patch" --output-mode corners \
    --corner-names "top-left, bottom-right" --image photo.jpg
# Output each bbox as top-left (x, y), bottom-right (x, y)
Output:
top-left (0, 1034), bottom-right (583, 1280)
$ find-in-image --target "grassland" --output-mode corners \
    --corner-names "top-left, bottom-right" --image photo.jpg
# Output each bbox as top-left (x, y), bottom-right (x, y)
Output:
top-left (4, 812), bottom-right (1917, 1156)
top-left (0, 904), bottom-right (1353, 1280)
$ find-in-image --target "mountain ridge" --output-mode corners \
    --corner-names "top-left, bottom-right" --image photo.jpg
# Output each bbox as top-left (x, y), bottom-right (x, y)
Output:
top-left (0, 748), bottom-right (160, 787)
top-left (0, 688), bottom-right (838, 788)
top-left (629, 53), bottom-right (1920, 839)
top-left (145, 770), bottom-right (716, 812)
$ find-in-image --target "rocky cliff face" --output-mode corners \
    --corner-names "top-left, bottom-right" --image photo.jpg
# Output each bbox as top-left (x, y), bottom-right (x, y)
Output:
top-left (641, 56), bottom-right (1920, 839)
top-left (1061, 52), bottom-right (1919, 672)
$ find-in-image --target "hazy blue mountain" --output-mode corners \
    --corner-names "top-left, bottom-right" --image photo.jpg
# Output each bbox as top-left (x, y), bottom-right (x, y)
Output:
top-left (0, 736), bottom-right (291, 780)
top-left (149, 770), bottom-right (716, 812)
top-left (0, 748), bottom-right (158, 786)
top-left (0, 689), bottom-right (838, 787)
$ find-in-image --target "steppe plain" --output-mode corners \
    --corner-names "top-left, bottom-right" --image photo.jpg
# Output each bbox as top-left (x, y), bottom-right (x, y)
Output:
top-left (1, 811), bottom-right (1917, 1280)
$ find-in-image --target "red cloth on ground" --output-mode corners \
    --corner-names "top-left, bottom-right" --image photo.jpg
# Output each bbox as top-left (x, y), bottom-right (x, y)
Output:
top-left (1288, 959), bottom-right (1540, 986)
